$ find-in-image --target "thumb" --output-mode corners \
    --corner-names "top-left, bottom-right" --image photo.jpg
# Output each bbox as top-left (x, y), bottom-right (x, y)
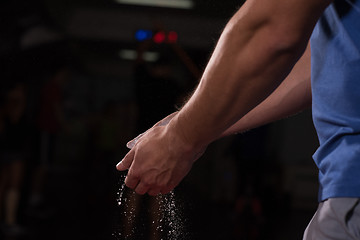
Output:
top-left (126, 133), bottom-right (144, 149)
top-left (116, 150), bottom-right (135, 171)
top-left (154, 111), bottom-right (178, 127)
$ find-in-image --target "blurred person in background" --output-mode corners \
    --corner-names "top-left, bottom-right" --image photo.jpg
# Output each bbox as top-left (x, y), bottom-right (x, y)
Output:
top-left (0, 82), bottom-right (31, 236)
top-left (28, 66), bottom-right (68, 212)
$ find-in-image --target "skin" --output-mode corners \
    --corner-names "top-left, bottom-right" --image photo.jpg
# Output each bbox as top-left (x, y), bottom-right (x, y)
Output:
top-left (117, 0), bottom-right (332, 196)
top-left (221, 42), bottom-right (312, 137)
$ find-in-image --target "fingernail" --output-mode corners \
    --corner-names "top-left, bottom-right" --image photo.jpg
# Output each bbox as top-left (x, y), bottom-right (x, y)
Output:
top-left (126, 141), bottom-right (133, 149)
top-left (116, 161), bottom-right (122, 168)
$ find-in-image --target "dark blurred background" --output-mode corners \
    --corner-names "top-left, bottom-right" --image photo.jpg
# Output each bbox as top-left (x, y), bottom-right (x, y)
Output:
top-left (0, 0), bottom-right (320, 239)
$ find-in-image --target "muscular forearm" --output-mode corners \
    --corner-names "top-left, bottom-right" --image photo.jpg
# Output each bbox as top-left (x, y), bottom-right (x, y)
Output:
top-left (221, 43), bottom-right (312, 137)
top-left (167, 0), bottom-right (329, 150)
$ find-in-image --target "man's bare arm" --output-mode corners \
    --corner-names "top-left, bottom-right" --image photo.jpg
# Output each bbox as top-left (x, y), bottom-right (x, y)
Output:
top-left (168, 0), bottom-right (330, 151)
top-left (221, 42), bottom-right (312, 137)
top-left (117, 0), bottom-right (332, 195)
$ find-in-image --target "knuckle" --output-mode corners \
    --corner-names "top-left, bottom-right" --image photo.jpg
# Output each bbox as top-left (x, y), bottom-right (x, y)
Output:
top-left (125, 179), bottom-right (136, 189)
top-left (128, 169), bottom-right (140, 179)
top-left (148, 191), bottom-right (158, 196)
top-left (143, 175), bottom-right (157, 187)
top-left (142, 182), bottom-right (150, 188)
top-left (136, 190), bottom-right (145, 195)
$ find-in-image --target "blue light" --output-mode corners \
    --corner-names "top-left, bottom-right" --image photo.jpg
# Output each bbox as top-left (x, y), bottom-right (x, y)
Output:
top-left (135, 30), bottom-right (153, 41)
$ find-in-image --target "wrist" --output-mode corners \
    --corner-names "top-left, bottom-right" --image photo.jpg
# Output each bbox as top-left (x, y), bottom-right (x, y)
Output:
top-left (165, 113), bottom-right (205, 157)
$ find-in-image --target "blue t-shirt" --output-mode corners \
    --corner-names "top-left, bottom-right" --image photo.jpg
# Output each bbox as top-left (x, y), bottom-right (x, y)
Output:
top-left (311, 0), bottom-right (360, 201)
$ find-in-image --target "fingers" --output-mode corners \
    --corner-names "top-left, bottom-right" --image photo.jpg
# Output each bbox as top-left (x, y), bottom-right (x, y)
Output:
top-left (160, 183), bottom-right (176, 195)
top-left (154, 111), bottom-right (178, 127)
top-left (124, 174), bottom-right (140, 190)
top-left (125, 178), bottom-right (162, 196)
top-left (126, 112), bottom-right (177, 149)
top-left (116, 150), bottom-right (135, 171)
top-left (147, 187), bottom-right (162, 196)
top-left (117, 148), bottom-right (161, 195)
top-left (126, 133), bottom-right (144, 149)
top-left (126, 177), bottom-right (172, 196)
top-left (132, 174), bottom-right (162, 195)
top-left (135, 185), bottom-right (163, 196)
top-left (128, 180), bottom-right (160, 196)
top-left (127, 175), bottom-right (168, 196)
top-left (134, 182), bottom-right (149, 195)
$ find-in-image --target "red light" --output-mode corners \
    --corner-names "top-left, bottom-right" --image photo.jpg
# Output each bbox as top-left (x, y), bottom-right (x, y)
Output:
top-left (153, 31), bottom-right (166, 44)
top-left (167, 31), bottom-right (178, 43)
